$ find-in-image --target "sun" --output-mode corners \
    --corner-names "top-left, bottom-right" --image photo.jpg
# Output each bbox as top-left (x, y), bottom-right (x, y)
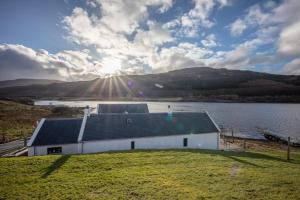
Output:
top-left (100, 58), bottom-right (122, 75)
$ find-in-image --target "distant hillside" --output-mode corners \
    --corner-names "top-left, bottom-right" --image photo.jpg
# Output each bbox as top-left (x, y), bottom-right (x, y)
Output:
top-left (1, 67), bottom-right (300, 102)
top-left (0, 79), bottom-right (63, 88)
top-left (0, 100), bottom-right (82, 142)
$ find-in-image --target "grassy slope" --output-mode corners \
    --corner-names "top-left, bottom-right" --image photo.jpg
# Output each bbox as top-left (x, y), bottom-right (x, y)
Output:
top-left (0, 149), bottom-right (299, 200)
top-left (0, 100), bottom-right (51, 141)
top-left (0, 100), bottom-right (82, 142)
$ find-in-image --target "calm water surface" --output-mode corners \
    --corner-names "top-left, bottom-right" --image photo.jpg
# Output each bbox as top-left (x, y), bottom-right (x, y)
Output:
top-left (35, 101), bottom-right (300, 142)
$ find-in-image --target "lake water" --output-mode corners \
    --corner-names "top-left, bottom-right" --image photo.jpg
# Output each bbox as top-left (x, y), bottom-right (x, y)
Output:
top-left (35, 100), bottom-right (300, 143)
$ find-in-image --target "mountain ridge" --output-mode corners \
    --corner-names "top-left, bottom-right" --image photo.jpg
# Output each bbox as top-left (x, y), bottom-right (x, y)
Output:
top-left (1, 67), bottom-right (300, 103)
top-left (0, 79), bottom-right (64, 88)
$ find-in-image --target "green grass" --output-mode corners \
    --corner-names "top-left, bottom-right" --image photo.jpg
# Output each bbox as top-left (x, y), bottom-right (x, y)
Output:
top-left (1, 149), bottom-right (300, 200)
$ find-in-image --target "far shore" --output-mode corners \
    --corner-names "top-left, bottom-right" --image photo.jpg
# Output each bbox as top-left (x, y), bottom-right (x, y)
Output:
top-left (3, 94), bottom-right (300, 104)
top-left (30, 97), bottom-right (300, 104)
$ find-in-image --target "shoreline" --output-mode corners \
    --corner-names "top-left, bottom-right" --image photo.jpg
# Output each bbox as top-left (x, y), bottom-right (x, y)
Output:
top-left (2, 96), bottom-right (300, 104)
top-left (34, 98), bottom-right (300, 104)
top-left (222, 136), bottom-right (300, 152)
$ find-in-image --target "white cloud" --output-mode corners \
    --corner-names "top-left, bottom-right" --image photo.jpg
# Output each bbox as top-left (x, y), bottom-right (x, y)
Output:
top-left (263, 1), bottom-right (276, 9)
top-left (169, 0), bottom-right (231, 37)
top-left (185, 0), bottom-right (216, 28)
top-left (282, 58), bottom-right (300, 74)
top-left (63, 0), bottom-right (299, 76)
top-left (151, 42), bottom-right (212, 72)
top-left (229, 19), bottom-right (247, 36)
top-left (62, 1), bottom-right (180, 76)
top-left (8, 0), bottom-right (299, 80)
top-left (272, 0), bottom-right (300, 24)
top-left (226, 0), bottom-right (300, 74)
top-left (277, 21), bottom-right (300, 56)
top-left (0, 44), bottom-right (100, 81)
top-left (229, 4), bottom-right (271, 37)
top-left (201, 34), bottom-right (218, 47)
top-left (134, 21), bottom-right (175, 48)
top-left (87, 0), bottom-right (173, 34)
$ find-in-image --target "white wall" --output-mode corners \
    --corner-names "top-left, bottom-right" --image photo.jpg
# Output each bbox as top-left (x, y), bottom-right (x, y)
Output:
top-left (28, 133), bottom-right (219, 156)
top-left (28, 143), bottom-right (78, 156)
top-left (82, 133), bottom-right (219, 154)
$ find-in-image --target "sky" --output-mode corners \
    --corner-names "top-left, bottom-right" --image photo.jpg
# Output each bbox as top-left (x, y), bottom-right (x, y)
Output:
top-left (0, 0), bottom-right (300, 81)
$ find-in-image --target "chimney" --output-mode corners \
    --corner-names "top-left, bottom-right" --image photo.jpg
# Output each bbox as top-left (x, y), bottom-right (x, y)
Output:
top-left (168, 105), bottom-right (172, 114)
top-left (84, 105), bottom-right (91, 117)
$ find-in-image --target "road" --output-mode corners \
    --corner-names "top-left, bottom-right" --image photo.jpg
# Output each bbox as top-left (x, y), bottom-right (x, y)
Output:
top-left (0, 139), bottom-right (25, 156)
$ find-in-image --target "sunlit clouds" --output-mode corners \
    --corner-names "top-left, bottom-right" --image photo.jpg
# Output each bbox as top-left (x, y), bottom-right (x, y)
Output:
top-left (1, 0), bottom-right (300, 81)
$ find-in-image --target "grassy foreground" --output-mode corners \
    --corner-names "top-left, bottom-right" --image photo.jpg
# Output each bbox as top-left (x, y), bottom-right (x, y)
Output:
top-left (0, 149), bottom-right (300, 200)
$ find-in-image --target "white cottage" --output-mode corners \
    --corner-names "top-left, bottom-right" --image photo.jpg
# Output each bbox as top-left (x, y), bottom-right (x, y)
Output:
top-left (27, 104), bottom-right (220, 156)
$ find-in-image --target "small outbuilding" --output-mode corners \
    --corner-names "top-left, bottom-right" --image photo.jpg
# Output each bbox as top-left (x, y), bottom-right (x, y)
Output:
top-left (28, 105), bottom-right (220, 156)
top-left (97, 103), bottom-right (149, 114)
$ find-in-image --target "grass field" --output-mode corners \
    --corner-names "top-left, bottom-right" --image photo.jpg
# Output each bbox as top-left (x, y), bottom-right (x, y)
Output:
top-left (0, 100), bottom-right (82, 142)
top-left (0, 149), bottom-right (300, 200)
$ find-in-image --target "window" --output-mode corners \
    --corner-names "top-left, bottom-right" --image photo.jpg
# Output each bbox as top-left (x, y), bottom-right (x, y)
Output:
top-left (126, 118), bottom-right (133, 125)
top-left (131, 141), bottom-right (135, 150)
top-left (47, 147), bottom-right (62, 154)
top-left (183, 138), bottom-right (188, 147)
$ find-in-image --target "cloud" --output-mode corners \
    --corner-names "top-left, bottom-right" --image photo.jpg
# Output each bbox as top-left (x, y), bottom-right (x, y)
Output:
top-left (176, 0), bottom-right (230, 37)
top-left (229, 4), bottom-right (271, 37)
top-left (229, 19), bottom-right (247, 36)
top-left (201, 34), bottom-right (218, 47)
top-left (84, 0), bottom-right (173, 34)
top-left (151, 42), bottom-right (212, 72)
top-left (282, 58), bottom-right (300, 74)
top-left (2, 0), bottom-right (297, 81)
top-left (277, 21), bottom-right (300, 56)
top-left (272, 0), bottom-right (300, 24)
top-left (63, 1), bottom-right (178, 75)
top-left (61, 0), bottom-right (300, 76)
top-left (226, 0), bottom-right (300, 74)
top-left (0, 44), bottom-right (100, 81)
top-left (134, 21), bottom-right (175, 48)
top-left (62, 0), bottom-right (236, 75)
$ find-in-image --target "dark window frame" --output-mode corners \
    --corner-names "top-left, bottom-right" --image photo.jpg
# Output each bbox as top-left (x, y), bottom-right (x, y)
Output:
top-left (47, 147), bottom-right (62, 155)
top-left (183, 138), bottom-right (188, 147)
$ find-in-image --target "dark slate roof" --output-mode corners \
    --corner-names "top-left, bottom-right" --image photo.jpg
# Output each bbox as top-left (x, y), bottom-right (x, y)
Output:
top-left (82, 112), bottom-right (219, 141)
top-left (32, 118), bottom-right (82, 146)
top-left (97, 103), bottom-right (149, 114)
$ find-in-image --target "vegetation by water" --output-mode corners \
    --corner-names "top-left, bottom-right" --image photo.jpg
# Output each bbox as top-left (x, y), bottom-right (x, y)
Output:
top-left (0, 100), bottom-right (82, 142)
top-left (0, 149), bottom-right (299, 200)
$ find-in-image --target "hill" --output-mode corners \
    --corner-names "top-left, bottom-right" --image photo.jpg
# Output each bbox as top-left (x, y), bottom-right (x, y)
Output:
top-left (0, 79), bottom-right (63, 88)
top-left (0, 149), bottom-right (299, 199)
top-left (0, 100), bottom-right (82, 142)
top-left (1, 67), bottom-right (300, 102)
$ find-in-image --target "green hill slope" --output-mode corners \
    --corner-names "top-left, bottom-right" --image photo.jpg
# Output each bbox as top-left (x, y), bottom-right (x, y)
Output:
top-left (1, 149), bottom-right (299, 199)
top-left (0, 100), bottom-right (82, 142)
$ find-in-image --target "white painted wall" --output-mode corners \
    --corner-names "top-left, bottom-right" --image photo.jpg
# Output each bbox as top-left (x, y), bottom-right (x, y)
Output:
top-left (28, 143), bottom-right (78, 156)
top-left (82, 133), bottom-right (219, 154)
top-left (28, 133), bottom-right (219, 156)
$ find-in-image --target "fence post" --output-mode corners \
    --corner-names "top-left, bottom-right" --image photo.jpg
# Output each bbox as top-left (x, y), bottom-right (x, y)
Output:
top-left (287, 137), bottom-right (290, 161)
